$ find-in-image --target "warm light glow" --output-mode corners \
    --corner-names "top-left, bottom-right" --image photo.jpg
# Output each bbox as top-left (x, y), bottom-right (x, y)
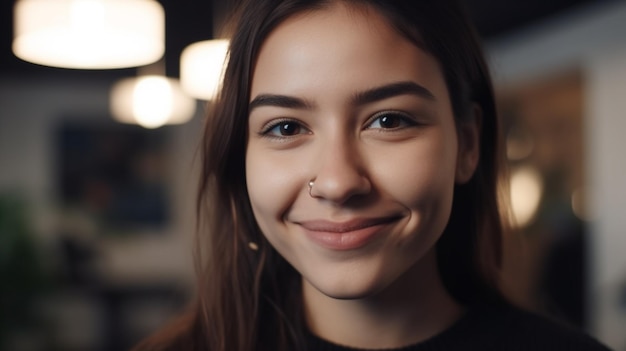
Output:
top-left (510, 166), bottom-right (543, 227)
top-left (13, 0), bottom-right (164, 69)
top-left (180, 39), bottom-right (229, 100)
top-left (110, 76), bottom-right (196, 129)
top-left (132, 77), bottom-right (173, 128)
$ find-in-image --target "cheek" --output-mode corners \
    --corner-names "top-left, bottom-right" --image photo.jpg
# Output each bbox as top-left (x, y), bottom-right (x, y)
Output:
top-left (245, 149), bottom-right (302, 228)
top-left (372, 135), bottom-right (458, 209)
top-left (246, 152), bottom-right (276, 224)
top-left (245, 149), bottom-right (306, 265)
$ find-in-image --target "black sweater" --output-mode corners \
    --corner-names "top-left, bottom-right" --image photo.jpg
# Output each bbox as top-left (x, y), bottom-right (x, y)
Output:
top-left (306, 303), bottom-right (612, 351)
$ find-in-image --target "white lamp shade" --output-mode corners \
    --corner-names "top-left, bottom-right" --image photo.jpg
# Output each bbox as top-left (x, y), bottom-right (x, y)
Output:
top-left (180, 39), bottom-right (229, 100)
top-left (13, 0), bottom-right (165, 69)
top-left (110, 76), bottom-right (196, 129)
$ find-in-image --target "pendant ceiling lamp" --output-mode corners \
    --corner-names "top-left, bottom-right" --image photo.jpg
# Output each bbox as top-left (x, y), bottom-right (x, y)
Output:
top-left (13, 0), bottom-right (165, 69)
top-left (180, 39), bottom-right (229, 100)
top-left (110, 75), bottom-right (196, 129)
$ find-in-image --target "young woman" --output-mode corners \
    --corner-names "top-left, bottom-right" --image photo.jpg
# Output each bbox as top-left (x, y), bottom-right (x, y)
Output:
top-left (135, 0), bottom-right (611, 350)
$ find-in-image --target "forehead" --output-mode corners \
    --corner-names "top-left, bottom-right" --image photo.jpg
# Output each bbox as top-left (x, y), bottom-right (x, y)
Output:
top-left (255, 3), bottom-right (406, 64)
top-left (250, 2), bottom-right (445, 101)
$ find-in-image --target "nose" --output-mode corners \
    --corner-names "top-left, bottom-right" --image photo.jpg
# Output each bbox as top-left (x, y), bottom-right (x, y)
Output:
top-left (309, 137), bottom-right (371, 204)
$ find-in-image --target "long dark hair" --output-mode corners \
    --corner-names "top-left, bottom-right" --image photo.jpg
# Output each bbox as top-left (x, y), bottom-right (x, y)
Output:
top-left (134, 0), bottom-right (506, 350)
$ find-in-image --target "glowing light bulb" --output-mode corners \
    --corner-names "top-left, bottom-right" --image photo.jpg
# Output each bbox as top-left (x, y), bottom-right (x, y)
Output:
top-left (510, 166), bottom-right (543, 227)
top-left (110, 76), bottom-right (196, 129)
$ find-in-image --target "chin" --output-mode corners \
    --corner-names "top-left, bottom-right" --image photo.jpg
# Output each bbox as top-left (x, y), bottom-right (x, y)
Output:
top-left (314, 285), bottom-right (379, 301)
top-left (303, 272), bottom-right (391, 300)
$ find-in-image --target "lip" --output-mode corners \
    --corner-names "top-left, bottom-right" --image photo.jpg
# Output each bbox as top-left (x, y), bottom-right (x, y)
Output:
top-left (296, 216), bottom-right (401, 251)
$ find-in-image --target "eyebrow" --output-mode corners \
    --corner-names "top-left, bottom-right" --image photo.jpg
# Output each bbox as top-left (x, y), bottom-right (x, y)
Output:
top-left (248, 81), bottom-right (435, 111)
top-left (352, 81), bottom-right (436, 105)
top-left (249, 94), bottom-right (314, 111)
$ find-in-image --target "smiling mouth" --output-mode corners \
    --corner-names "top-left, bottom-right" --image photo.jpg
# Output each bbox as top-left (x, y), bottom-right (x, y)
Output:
top-left (298, 216), bottom-right (401, 233)
top-left (296, 216), bottom-right (402, 250)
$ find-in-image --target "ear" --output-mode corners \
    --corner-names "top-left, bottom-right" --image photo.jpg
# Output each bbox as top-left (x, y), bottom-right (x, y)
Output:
top-left (455, 104), bottom-right (481, 184)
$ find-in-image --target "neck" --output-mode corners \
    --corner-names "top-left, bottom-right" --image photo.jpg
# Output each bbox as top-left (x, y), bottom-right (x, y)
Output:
top-left (302, 250), bottom-right (463, 349)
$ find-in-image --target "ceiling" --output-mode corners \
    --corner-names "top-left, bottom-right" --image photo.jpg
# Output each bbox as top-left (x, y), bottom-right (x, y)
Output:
top-left (0, 0), bottom-right (596, 82)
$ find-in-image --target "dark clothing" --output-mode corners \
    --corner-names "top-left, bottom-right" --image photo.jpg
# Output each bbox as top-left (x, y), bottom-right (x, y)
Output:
top-left (306, 303), bottom-right (612, 351)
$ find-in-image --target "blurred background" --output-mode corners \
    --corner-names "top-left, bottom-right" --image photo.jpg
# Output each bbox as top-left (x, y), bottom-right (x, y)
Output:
top-left (1, 0), bottom-right (625, 350)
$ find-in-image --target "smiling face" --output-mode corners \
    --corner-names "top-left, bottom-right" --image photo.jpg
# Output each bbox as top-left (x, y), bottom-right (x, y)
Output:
top-left (245, 2), bottom-right (477, 300)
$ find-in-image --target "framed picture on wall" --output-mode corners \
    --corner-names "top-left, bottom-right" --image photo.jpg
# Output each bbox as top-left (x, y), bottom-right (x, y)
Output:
top-left (55, 120), bottom-right (171, 233)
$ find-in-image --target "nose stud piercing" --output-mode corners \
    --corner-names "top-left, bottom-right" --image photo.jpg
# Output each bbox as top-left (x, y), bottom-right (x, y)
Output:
top-left (308, 179), bottom-right (315, 197)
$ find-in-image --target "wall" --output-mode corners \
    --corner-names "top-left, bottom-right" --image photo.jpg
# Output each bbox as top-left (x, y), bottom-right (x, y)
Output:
top-left (0, 77), bottom-right (199, 287)
top-left (487, 1), bottom-right (626, 348)
top-left (0, 77), bottom-right (205, 348)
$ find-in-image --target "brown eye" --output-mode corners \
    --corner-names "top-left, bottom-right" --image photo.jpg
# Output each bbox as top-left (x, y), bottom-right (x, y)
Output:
top-left (277, 122), bottom-right (301, 135)
top-left (367, 112), bottom-right (415, 130)
top-left (379, 115), bottom-right (401, 128)
top-left (262, 119), bottom-right (309, 137)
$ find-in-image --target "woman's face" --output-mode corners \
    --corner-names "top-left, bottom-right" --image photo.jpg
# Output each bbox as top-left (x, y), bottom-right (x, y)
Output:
top-left (246, 3), bottom-right (477, 299)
